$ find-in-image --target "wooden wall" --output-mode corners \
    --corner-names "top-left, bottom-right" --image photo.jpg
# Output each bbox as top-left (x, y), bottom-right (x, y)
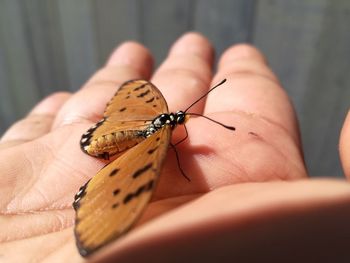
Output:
top-left (0, 0), bottom-right (349, 177)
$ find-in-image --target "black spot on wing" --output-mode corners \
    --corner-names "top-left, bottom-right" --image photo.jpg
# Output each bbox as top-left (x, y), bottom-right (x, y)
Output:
top-left (137, 89), bottom-right (150, 98)
top-left (123, 193), bottom-right (133, 204)
top-left (110, 168), bottom-right (119, 177)
top-left (112, 203), bottom-right (119, 209)
top-left (119, 107), bottom-right (127, 112)
top-left (134, 83), bottom-right (147, 91)
top-left (123, 180), bottom-right (155, 204)
top-left (132, 163), bottom-right (153, 179)
top-left (113, 189), bottom-right (120, 196)
top-left (147, 146), bottom-right (158, 154)
top-left (145, 97), bottom-right (155, 103)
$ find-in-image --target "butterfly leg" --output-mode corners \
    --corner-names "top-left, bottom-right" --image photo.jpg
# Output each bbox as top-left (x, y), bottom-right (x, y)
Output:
top-left (173, 125), bottom-right (189, 146)
top-left (169, 143), bottom-right (190, 181)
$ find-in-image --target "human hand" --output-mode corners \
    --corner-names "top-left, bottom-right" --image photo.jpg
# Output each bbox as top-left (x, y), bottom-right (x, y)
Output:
top-left (0, 32), bottom-right (349, 263)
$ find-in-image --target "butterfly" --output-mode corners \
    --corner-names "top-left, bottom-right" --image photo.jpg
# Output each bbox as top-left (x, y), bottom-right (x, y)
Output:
top-left (73, 79), bottom-right (234, 257)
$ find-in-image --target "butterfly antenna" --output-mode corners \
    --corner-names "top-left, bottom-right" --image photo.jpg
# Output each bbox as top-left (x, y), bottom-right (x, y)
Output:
top-left (184, 79), bottom-right (235, 131)
top-left (186, 113), bottom-right (235, 131)
top-left (184, 79), bottom-right (227, 113)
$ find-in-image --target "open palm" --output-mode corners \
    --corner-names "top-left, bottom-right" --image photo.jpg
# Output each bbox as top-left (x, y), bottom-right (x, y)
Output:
top-left (1, 33), bottom-right (349, 263)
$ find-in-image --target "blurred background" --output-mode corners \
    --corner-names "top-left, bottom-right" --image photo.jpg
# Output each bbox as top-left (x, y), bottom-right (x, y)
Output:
top-left (0, 0), bottom-right (349, 177)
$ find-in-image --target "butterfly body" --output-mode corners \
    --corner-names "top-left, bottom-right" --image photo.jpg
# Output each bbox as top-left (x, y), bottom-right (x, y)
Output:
top-left (144, 111), bottom-right (186, 136)
top-left (80, 109), bottom-right (187, 161)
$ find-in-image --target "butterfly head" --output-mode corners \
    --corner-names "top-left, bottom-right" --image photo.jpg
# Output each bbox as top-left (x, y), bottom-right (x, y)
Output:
top-left (174, 111), bottom-right (188, 125)
top-left (149, 111), bottom-right (188, 135)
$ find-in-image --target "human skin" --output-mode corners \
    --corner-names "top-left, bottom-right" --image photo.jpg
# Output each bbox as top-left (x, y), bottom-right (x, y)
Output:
top-left (0, 32), bottom-right (349, 263)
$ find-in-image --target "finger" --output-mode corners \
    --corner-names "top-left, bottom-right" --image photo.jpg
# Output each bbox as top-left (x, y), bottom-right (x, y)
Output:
top-left (152, 32), bottom-right (214, 113)
top-left (0, 92), bottom-right (71, 147)
top-left (200, 44), bottom-right (306, 184)
top-left (207, 44), bottom-right (300, 145)
top-left (339, 111), bottom-right (350, 180)
top-left (53, 42), bottom-right (153, 128)
top-left (92, 180), bottom-right (350, 262)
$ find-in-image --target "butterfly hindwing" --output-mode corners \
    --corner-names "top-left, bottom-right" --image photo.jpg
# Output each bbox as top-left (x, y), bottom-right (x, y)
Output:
top-left (74, 126), bottom-right (171, 256)
top-left (80, 80), bottom-right (169, 159)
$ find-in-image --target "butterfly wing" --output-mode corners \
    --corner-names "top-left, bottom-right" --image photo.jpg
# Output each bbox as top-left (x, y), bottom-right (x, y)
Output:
top-left (105, 79), bottom-right (168, 120)
top-left (74, 125), bottom-right (172, 257)
top-left (81, 80), bottom-right (168, 159)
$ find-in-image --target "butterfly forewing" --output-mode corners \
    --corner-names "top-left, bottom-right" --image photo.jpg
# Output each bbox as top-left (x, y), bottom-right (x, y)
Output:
top-left (74, 126), bottom-right (171, 256)
top-left (75, 80), bottom-right (171, 256)
top-left (105, 79), bottom-right (168, 120)
top-left (80, 80), bottom-right (168, 159)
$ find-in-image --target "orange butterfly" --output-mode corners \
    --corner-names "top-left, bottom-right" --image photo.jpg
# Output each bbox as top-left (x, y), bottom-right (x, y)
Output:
top-left (73, 79), bottom-right (234, 257)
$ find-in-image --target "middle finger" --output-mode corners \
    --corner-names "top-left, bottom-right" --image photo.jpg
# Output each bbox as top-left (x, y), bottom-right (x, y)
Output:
top-left (151, 32), bottom-right (214, 114)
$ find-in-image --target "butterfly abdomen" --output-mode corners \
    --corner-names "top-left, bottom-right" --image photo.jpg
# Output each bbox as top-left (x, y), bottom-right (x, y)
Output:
top-left (81, 130), bottom-right (145, 159)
